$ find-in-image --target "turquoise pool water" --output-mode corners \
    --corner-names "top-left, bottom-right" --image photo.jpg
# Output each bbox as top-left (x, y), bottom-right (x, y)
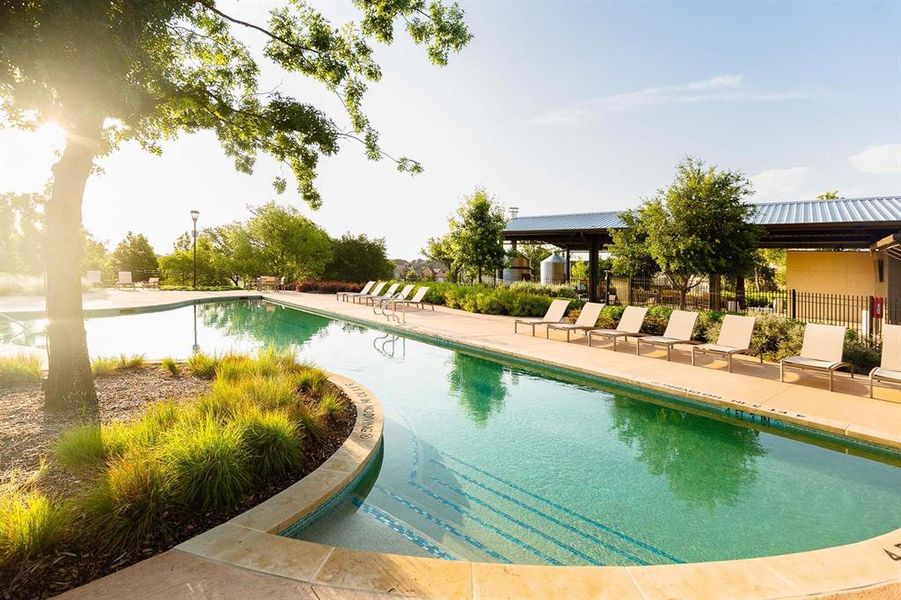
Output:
top-left (15, 300), bottom-right (901, 565)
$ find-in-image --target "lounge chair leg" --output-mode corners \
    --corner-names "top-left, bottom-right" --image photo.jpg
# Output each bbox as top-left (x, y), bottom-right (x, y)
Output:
top-left (613, 337), bottom-right (617, 352)
top-left (829, 371), bottom-right (834, 392)
top-left (691, 348), bottom-right (695, 366)
top-left (546, 327), bottom-right (550, 339)
top-left (728, 355), bottom-right (732, 373)
top-left (567, 330), bottom-right (571, 342)
top-left (780, 362), bottom-right (784, 382)
top-left (588, 334), bottom-right (593, 348)
top-left (666, 345), bottom-right (671, 361)
top-left (635, 340), bottom-right (640, 356)
top-left (870, 377), bottom-right (874, 398)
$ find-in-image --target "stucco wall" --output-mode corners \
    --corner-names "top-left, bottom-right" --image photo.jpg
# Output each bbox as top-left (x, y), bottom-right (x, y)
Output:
top-left (785, 251), bottom-right (876, 296)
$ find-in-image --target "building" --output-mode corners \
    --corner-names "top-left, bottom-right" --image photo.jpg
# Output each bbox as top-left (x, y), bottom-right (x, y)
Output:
top-left (503, 196), bottom-right (901, 305)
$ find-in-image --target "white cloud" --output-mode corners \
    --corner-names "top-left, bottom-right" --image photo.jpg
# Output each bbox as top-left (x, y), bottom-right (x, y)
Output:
top-left (849, 144), bottom-right (901, 174)
top-left (750, 166), bottom-right (812, 201)
top-left (530, 74), bottom-right (809, 124)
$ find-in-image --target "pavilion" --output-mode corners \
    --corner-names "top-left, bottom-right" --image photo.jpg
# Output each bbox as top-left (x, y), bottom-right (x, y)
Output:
top-left (502, 196), bottom-right (901, 303)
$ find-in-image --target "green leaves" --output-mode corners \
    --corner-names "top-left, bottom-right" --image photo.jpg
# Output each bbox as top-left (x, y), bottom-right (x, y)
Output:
top-left (1, 0), bottom-right (471, 208)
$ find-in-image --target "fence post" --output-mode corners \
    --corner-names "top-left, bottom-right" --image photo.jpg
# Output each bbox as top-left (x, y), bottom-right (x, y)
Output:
top-left (736, 277), bottom-right (746, 311)
top-left (626, 276), bottom-right (633, 305)
top-left (789, 289), bottom-right (797, 320)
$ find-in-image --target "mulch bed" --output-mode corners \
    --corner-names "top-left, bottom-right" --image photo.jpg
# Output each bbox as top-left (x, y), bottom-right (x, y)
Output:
top-left (0, 367), bottom-right (356, 600)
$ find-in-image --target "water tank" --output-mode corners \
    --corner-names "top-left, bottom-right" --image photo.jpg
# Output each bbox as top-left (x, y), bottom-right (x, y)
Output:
top-left (502, 256), bottom-right (531, 283)
top-left (540, 253), bottom-right (565, 285)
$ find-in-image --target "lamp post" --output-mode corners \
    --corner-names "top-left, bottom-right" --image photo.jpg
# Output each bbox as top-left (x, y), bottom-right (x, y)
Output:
top-left (190, 210), bottom-right (199, 288)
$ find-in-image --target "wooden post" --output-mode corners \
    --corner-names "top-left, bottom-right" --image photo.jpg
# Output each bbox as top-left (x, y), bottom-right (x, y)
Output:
top-left (604, 270), bottom-right (612, 303)
top-left (565, 248), bottom-right (571, 284)
top-left (588, 237), bottom-right (600, 303)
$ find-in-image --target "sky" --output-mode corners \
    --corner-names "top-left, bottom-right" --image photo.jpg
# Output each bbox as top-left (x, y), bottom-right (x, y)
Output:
top-left (1, 0), bottom-right (900, 259)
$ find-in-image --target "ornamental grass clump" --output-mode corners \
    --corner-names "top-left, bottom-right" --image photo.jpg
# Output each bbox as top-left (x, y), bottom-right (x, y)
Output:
top-left (186, 352), bottom-right (217, 379)
top-left (117, 354), bottom-right (146, 369)
top-left (0, 354), bottom-right (42, 386)
top-left (160, 357), bottom-right (180, 376)
top-left (162, 417), bottom-right (251, 510)
top-left (317, 390), bottom-right (348, 420)
top-left (55, 424), bottom-right (107, 471)
top-left (79, 450), bottom-right (170, 549)
top-left (233, 407), bottom-right (304, 480)
top-left (296, 367), bottom-right (329, 396)
top-left (0, 467), bottom-right (69, 565)
top-left (90, 356), bottom-right (118, 377)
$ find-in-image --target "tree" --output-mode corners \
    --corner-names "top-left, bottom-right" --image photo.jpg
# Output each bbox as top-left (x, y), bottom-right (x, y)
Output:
top-left (423, 235), bottom-right (461, 283)
top-left (246, 202), bottom-right (332, 282)
top-left (158, 231), bottom-right (233, 287)
top-left (608, 209), bottom-right (660, 277)
top-left (1, 2), bottom-right (471, 410)
top-left (0, 192), bottom-right (44, 275)
top-left (816, 191), bottom-right (840, 200)
top-left (616, 158), bottom-right (761, 308)
top-left (455, 188), bottom-right (506, 282)
top-left (80, 230), bottom-right (108, 273)
top-left (109, 232), bottom-right (158, 281)
top-left (324, 233), bottom-right (393, 282)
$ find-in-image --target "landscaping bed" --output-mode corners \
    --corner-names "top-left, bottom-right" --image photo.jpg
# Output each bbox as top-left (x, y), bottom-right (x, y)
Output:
top-left (0, 351), bottom-right (355, 599)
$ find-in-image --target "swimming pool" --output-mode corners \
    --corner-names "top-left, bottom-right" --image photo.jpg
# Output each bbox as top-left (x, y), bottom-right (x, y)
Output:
top-left (15, 299), bottom-right (901, 566)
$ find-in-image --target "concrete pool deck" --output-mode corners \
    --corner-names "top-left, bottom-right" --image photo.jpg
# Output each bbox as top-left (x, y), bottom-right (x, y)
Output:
top-left (4, 290), bottom-right (900, 598)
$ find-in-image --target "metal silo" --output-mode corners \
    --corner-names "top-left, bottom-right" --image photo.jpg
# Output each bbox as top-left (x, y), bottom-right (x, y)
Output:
top-left (540, 253), bottom-right (565, 285)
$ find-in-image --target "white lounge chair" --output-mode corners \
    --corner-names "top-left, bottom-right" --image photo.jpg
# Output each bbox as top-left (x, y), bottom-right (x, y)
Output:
top-left (546, 302), bottom-right (606, 341)
top-left (378, 284), bottom-right (414, 309)
top-left (634, 310), bottom-right (699, 361)
top-left (691, 315), bottom-right (760, 372)
top-left (780, 323), bottom-right (853, 392)
top-left (116, 271), bottom-right (135, 289)
top-left (338, 281), bottom-right (375, 302)
top-left (386, 286), bottom-right (434, 312)
top-left (143, 276), bottom-right (160, 289)
top-left (363, 282), bottom-right (400, 306)
top-left (587, 306), bottom-right (648, 351)
top-left (352, 281), bottom-right (386, 304)
top-left (870, 324), bottom-right (901, 398)
top-left (514, 299), bottom-right (571, 336)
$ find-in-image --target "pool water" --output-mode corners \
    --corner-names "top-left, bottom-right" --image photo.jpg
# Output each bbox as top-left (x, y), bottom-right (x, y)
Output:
top-left (16, 300), bottom-right (901, 565)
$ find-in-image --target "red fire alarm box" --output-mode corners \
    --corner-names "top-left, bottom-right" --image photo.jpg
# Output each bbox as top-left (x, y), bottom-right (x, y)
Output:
top-left (872, 296), bottom-right (884, 319)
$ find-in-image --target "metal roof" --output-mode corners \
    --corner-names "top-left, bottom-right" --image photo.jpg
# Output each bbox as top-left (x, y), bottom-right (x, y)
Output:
top-left (504, 196), bottom-right (901, 233)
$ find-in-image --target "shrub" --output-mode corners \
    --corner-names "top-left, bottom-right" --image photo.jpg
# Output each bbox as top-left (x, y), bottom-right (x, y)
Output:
top-left (641, 306), bottom-right (673, 335)
top-left (215, 353), bottom-right (255, 382)
top-left (117, 354), bottom-right (146, 369)
top-left (0, 485), bottom-right (68, 564)
top-left (0, 354), bottom-right (42, 386)
top-left (79, 450), bottom-right (170, 548)
top-left (695, 311), bottom-right (725, 342)
top-left (160, 357), bottom-right (180, 376)
top-left (163, 417), bottom-right (251, 509)
top-left (750, 313), bottom-right (804, 362)
top-left (91, 356), bottom-right (118, 377)
top-left (234, 408), bottom-right (304, 480)
top-left (294, 280), bottom-right (362, 294)
top-left (510, 294), bottom-right (552, 317)
top-left (509, 281), bottom-right (579, 299)
top-left (843, 330), bottom-right (881, 372)
top-left (186, 352), bottom-right (217, 379)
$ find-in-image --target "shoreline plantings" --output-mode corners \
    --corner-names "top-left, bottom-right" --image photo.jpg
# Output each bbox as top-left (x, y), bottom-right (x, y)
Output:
top-left (0, 349), bottom-right (354, 598)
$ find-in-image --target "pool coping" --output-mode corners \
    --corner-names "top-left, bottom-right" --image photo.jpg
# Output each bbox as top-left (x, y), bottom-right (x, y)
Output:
top-left (168, 371), bottom-right (900, 599)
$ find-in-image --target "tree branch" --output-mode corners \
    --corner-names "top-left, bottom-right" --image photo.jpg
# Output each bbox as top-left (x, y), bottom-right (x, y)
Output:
top-left (195, 1), bottom-right (320, 56)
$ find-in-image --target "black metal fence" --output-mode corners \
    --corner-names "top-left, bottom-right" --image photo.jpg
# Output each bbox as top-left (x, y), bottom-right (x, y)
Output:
top-left (600, 273), bottom-right (900, 342)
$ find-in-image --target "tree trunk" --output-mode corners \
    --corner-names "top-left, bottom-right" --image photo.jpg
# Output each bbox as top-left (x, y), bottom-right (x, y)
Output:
top-left (43, 115), bottom-right (103, 413)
